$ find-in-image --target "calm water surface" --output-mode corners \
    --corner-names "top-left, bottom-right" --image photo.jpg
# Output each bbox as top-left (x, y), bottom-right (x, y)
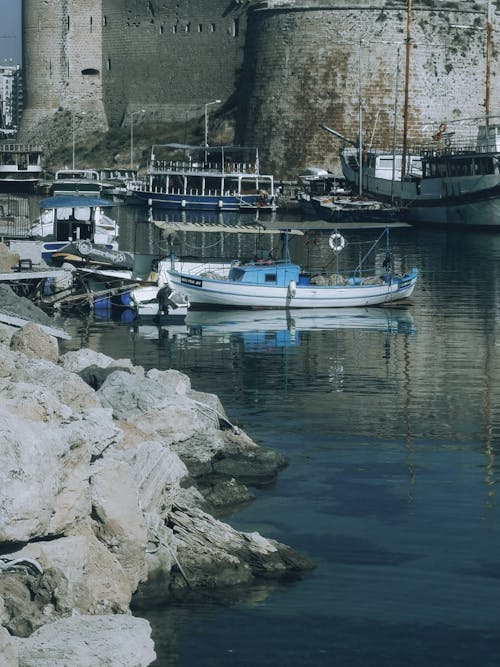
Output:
top-left (57, 207), bottom-right (500, 667)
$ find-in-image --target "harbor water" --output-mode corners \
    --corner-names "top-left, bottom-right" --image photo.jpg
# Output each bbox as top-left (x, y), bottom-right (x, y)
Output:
top-left (28, 200), bottom-right (500, 665)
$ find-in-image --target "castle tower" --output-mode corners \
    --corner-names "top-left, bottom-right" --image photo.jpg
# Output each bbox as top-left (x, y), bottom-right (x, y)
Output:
top-left (19, 0), bottom-right (250, 151)
top-left (239, 0), bottom-right (496, 177)
top-left (21, 0), bottom-right (108, 143)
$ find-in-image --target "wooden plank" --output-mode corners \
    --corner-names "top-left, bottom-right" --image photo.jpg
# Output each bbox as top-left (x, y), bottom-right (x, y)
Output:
top-left (0, 313), bottom-right (71, 340)
top-left (0, 270), bottom-right (69, 282)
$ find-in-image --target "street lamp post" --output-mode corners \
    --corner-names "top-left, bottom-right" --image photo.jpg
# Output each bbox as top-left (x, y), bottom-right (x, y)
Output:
top-left (130, 109), bottom-right (145, 169)
top-left (72, 111), bottom-right (86, 170)
top-left (204, 99), bottom-right (221, 148)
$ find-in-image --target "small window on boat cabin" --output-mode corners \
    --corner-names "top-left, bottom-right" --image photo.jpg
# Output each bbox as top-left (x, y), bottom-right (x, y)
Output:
top-left (378, 156), bottom-right (394, 171)
top-left (426, 160), bottom-right (448, 178)
top-left (82, 68), bottom-right (99, 76)
top-left (56, 207), bottom-right (72, 221)
top-left (264, 273), bottom-right (276, 283)
top-left (74, 207), bottom-right (91, 221)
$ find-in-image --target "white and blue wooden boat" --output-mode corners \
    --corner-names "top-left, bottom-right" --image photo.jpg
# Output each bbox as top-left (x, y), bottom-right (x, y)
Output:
top-left (127, 143), bottom-right (278, 212)
top-left (166, 228), bottom-right (418, 310)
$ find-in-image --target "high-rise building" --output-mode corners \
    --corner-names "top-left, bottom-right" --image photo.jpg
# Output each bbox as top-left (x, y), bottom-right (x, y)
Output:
top-left (0, 64), bottom-right (22, 136)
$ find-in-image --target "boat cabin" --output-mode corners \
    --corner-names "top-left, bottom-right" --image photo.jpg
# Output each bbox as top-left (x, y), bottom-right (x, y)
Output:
top-left (34, 195), bottom-right (115, 242)
top-left (421, 153), bottom-right (498, 179)
top-left (228, 260), bottom-right (300, 287)
top-left (476, 124), bottom-right (500, 152)
top-left (371, 153), bottom-right (422, 180)
top-left (52, 169), bottom-right (102, 196)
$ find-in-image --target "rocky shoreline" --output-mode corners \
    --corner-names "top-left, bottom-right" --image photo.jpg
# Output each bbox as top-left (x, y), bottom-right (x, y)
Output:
top-left (0, 285), bottom-right (314, 666)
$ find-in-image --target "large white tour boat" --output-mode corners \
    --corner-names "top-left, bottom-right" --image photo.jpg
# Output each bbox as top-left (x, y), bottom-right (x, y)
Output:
top-left (127, 143), bottom-right (278, 212)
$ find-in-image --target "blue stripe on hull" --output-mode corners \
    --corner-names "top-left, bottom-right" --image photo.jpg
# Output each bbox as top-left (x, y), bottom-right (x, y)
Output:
top-left (130, 191), bottom-right (258, 211)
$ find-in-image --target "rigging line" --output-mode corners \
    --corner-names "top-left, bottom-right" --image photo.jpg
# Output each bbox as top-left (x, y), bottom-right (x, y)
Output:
top-left (179, 237), bottom-right (222, 250)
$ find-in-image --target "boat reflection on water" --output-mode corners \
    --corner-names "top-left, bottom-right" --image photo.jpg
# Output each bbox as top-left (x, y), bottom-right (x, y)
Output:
top-left (184, 306), bottom-right (415, 349)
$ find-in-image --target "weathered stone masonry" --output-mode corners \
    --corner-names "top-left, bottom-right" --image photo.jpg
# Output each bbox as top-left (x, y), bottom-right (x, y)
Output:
top-left (20, 0), bottom-right (498, 177)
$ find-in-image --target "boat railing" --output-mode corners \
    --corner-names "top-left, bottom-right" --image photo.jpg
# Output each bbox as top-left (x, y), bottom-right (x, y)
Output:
top-left (0, 143), bottom-right (43, 153)
top-left (149, 159), bottom-right (258, 174)
top-left (364, 135), bottom-right (500, 161)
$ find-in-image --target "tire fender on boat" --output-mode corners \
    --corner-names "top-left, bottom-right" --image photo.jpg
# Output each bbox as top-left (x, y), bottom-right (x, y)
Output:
top-left (288, 280), bottom-right (297, 298)
top-left (328, 232), bottom-right (346, 253)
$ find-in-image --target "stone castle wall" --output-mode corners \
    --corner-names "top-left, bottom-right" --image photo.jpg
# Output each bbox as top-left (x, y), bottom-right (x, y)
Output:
top-left (20, 0), bottom-right (497, 176)
top-left (239, 0), bottom-right (496, 176)
top-left (21, 0), bottom-right (250, 141)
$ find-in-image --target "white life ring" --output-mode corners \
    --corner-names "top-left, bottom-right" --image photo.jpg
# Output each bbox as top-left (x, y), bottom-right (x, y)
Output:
top-left (287, 280), bottom-right (297, 298)
top-left (328, 232), bottom-right (346, 253)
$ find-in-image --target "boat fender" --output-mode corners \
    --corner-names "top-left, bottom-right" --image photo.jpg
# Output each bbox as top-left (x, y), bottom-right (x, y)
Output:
top-left (218, 200), bottom-right (224, 208)
top-left (328, 232), bottom-right (346, 253)
top-left (181, 199), bottom-right (186, 208)
top-left (288, 280), bottom-right (297, 298)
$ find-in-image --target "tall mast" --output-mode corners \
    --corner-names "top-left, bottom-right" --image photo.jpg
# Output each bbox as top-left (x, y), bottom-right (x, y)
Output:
top-left (358, 38), bottom-right (364, 196)
top-left (485, 0), bottom-right (492, 129)
top-left (401, 0), bottom-right (412, 178)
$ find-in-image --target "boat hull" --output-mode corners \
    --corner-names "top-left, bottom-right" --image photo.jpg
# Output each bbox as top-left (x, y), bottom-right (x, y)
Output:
top-left (128, 189), bottom-right (271, 212)
top-left (167, 269), bottom-right (418, 309)
top-left (0, 178), bottom-right (40, 194)
top-left (340, 150), bottom-right (500, 227)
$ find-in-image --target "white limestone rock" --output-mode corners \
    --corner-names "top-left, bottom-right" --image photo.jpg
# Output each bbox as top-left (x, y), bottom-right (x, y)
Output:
top-left (60, 348), bottom-right (139, 374)
top-left (0, 625), bottom-right (18, 667)
top-left (146, 367), bottom-right (191, 394)
top-left (110, 440), bottom-right (189, 515)
top-left (14, 614), bottom-right (156, 667)
top-left (10, 322), bottom-right (59, 363)
top-left (10, 534), bottom-right (133, 615)
top-left (0, 322), bottom-right (16, 347)
top-left (0, 407), bottom-right (92, 542)
top-left (96, 371), bottom-right (216, 445)
top-left (90, 457), bottom-right (148, 591)
top-left (12, 358), bottom-right (101, 412)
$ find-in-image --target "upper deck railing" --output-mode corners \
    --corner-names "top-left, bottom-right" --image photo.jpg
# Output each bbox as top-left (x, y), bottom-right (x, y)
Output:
top-left (0, 144), bottom-right (43, 154)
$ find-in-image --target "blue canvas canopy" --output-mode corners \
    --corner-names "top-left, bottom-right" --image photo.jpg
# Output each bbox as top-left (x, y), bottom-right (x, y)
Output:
top-left (39, 196), bottom-right (115, 209)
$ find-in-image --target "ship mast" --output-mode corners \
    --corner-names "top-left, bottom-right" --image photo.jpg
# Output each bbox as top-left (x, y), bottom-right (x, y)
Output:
top-left (485, 0), bottom-right (492, 129)
top-left (401, 0), bottom-right (412, 178)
